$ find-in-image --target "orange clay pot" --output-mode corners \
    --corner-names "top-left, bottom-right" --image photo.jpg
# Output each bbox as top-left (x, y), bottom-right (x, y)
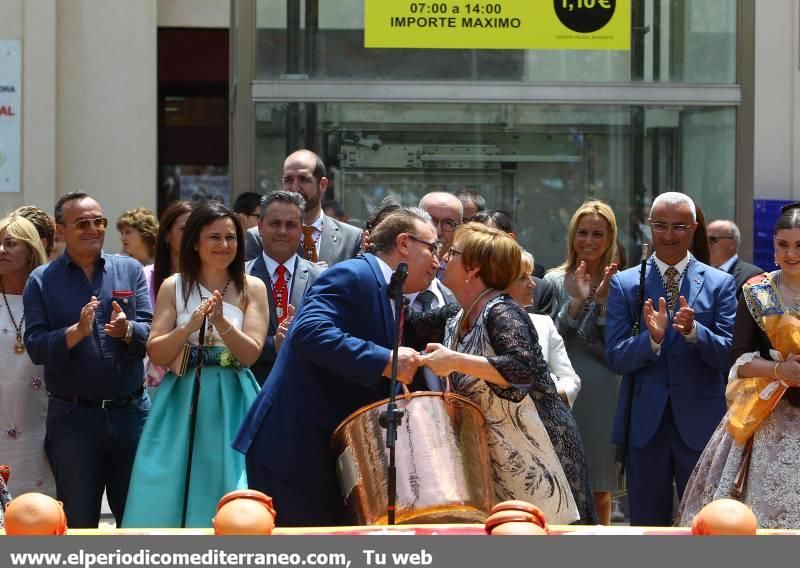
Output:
top-left (485, 500), bottom-right (549, 535)
top-left (691, 499), bottom-right (757, 536)
top-left (4, 493), bottom-right (68, 535)
top-left (212, 490), bottom-right (277, 535)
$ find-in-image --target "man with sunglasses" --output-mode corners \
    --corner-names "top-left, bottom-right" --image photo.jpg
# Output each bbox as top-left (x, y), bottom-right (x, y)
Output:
top-left (23, 191), bottom-right (152, 528)
top-left (604, 192), bottom-right (736, 526)
top-left (707, 219), bottom-right (762, 295)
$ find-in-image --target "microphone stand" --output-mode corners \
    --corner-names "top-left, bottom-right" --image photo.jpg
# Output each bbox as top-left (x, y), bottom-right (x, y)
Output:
top-left (379, 264), bottom-right (408, 525)
top-left (181, 305), bottom-right (206, 528)
top-left (617, 243), bottom-right (649, 479)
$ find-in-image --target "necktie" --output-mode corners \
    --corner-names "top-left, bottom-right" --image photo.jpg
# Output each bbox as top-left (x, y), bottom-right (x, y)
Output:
top-left (416, 290), bottom-right (436, 312)
top-left (273, 265), bottom-right (289, 325)
top-left (302, 226), bottom-right (318, 263)
top-left (664, 266), bottom-right (680, 311)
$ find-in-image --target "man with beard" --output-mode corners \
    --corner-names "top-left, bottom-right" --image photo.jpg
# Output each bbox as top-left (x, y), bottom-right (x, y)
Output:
top-left (245, 150), bottom-right (362, 266)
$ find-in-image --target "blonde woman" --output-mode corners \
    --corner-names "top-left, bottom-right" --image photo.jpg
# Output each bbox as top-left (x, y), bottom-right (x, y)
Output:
top-left (544, 200), bottom-right (622, 525)
top-left (0, 214), bottom-right (55, 498)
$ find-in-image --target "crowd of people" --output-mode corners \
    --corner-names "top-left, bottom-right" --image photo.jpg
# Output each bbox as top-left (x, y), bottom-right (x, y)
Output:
top-left (1, 147), bottom-right (797, 531)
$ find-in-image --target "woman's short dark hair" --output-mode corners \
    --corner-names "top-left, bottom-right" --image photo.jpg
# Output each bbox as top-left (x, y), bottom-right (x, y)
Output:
top-left (152, 200), bottom-right (193, 297)
top-left (471, 209), bottom-right (515, 235)
top-left (180, 201), bottom-right (246, 307)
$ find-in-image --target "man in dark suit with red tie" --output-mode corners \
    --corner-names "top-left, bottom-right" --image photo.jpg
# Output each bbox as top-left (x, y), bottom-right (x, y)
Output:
top-left (245, 190), bottom-right (322, 384)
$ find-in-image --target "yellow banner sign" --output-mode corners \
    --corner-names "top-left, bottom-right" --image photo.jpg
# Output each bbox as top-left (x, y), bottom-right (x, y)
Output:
top-left (365, 0), bottom-right (630, 50)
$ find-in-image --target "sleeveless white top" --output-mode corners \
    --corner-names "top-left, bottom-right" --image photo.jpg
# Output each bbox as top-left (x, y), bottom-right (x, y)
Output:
top-left (174, 275), bottom-right (245, 346)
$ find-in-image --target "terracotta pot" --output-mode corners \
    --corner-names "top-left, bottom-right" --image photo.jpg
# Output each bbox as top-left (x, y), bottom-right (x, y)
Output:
top-left (4, 493), bottom-right (67, 535)
top-left (485, 502), bottom-right (548, 535)
top-left (691, 499), bottom-right (757, 536)
top-left (212, 490), bottom-right (277, 535)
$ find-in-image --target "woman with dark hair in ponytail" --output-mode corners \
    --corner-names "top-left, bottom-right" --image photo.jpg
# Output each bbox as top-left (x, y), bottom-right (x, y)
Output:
top-left (678, 203), bottom-right (800, 529)
top-left (123, 201), bottom-right (268, 528)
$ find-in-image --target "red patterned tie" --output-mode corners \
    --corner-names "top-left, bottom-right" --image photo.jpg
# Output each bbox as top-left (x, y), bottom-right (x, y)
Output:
top-left (273, 265), bottom-right (289, 325)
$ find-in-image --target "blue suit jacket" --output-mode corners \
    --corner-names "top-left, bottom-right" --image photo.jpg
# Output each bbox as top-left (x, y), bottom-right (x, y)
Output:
top-left (604, 257), bottom-right (736, 452)
top-left (233, 253), bottom-right (394, 515)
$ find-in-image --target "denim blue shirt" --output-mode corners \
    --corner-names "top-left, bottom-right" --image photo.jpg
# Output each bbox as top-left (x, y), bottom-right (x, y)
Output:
top-left (23, 251), bottom-right (152, 400)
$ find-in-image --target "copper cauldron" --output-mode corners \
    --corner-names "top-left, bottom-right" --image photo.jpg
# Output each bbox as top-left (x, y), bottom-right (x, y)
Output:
top-left (331, 386), bottom-right (493, 525)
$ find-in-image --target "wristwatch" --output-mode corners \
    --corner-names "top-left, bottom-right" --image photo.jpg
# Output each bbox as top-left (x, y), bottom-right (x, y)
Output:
top-left (123, 321), bottom-right (134, 343)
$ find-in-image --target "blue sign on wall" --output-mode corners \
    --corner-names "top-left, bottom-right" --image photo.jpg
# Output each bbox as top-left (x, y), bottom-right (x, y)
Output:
top-left (753, 199), bottom-right (794, 272)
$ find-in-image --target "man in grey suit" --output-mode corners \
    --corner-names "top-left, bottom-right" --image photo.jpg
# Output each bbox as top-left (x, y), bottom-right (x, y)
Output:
top-left (707, 219), bottom-right (763, 295)
top-left (245, 150), bottom-right (362, 266)
top-left (245, 190), bottom-right (323, 384)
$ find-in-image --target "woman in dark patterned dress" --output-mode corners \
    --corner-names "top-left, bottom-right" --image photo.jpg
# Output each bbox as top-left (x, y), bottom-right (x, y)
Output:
top-left (420, 223), bottom-right (596, 524)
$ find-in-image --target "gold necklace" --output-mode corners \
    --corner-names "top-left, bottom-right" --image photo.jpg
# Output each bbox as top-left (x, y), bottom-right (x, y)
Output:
top-left (779, 273), bottom-right (800, 308)
top-left (458, 288), bottom-right (499, 336)
top-left (1, 286), bottom-right (25, 354)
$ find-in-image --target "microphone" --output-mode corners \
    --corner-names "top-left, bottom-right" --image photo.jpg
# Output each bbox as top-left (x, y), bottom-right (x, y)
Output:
top-left (387, 263), bottom-right (408, 299)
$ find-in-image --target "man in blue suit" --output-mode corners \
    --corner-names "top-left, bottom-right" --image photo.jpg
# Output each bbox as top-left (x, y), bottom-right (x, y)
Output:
top-left (605, 192), bottom-right (736, 526)
top-left (233, 207), bottom-right (441, 526)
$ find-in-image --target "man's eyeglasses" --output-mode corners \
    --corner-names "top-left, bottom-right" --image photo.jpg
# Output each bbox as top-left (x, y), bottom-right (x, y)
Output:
top-left (63, 217), bottom-right (108, 232)
top-left (430, 216), bottom-right (460, 233)
top-left (407, 234), bottom-right (442, 256)
top-left (650, 221), bottom-right (693, 234)
top-left (708, 235), bottom-right (735, 244)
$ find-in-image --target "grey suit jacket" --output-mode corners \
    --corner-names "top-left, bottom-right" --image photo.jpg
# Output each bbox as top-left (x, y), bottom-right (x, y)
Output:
top-left (244, 217), bottom-right (363, 266)
top-left (245, 254), bottom-right (323, 384)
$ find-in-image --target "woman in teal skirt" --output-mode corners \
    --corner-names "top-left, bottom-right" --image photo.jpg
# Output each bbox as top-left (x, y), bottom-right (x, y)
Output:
top-left (123, 201), bottom-right (268, 528)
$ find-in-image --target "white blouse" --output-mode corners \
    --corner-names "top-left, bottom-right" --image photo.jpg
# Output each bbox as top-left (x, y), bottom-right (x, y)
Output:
top-left (529, 314), bottom-right (581, 408)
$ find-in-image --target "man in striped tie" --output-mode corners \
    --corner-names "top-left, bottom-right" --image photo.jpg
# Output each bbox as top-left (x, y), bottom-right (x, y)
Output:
top-left (604, 192), bottom-right (736, 526)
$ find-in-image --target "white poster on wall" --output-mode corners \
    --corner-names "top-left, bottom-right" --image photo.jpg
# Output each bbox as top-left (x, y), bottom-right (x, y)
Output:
top-left (0, 40), bottom-right (21, 194)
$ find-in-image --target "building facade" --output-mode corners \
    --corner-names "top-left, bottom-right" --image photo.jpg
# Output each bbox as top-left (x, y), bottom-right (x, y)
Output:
top-left (0, 0), bottom-right (796, 263)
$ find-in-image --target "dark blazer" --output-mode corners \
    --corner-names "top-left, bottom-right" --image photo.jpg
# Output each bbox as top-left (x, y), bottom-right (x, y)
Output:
top-left (244, 218), bottom-right (363, 265)
top-left (406, 278), bottom-right (459, 392)
top-left (245, 254), bottom-right (323, 384)
top-left (727, 257), bottom-right (763, 296)
top-left (529, 276), bottom-right (556, 319)
top-left (233, 253), bottom-right (395, 525)
top-left (604, 257), bottom-right (736, 452)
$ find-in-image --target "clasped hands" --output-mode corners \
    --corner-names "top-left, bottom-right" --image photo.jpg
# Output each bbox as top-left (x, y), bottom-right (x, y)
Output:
top-left (643, 295), bottom-right (695, 344)
top-left (181, 290), bottom-right (230, 336)
top-left (75, 295), bottom-right (131, 340)
top-left (565, 261), bottom-right (618, 318)
top-left (382, 343), bottom-right (457, 384)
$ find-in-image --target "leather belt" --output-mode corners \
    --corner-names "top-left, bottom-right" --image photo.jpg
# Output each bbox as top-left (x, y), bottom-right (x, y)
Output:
top-left (49, 386), bottom-right (144, 409)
